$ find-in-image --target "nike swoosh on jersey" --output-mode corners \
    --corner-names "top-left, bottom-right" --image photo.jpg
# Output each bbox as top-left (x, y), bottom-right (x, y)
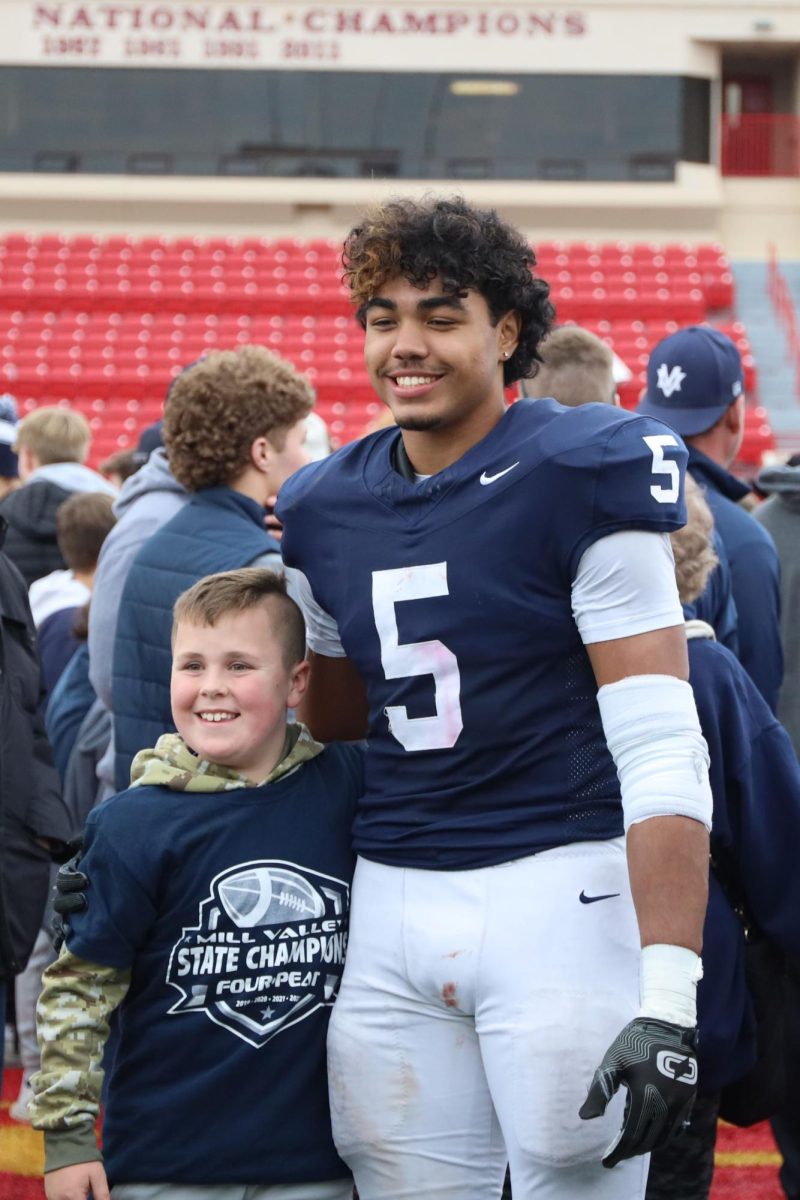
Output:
top-left (479, 462), bottom-right (520, 485)
top-left (578, 891), bottom-right (621, 904)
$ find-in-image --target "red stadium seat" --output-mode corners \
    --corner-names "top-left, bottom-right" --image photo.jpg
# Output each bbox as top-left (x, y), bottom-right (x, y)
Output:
top-left (0, 232), bottom-right (764, 463)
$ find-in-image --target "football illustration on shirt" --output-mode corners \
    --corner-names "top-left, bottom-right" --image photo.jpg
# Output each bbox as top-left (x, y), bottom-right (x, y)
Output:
top-left (218, 865), bottom-right (326, 927)
top-left (167, 859), bottom-right (350, 1048)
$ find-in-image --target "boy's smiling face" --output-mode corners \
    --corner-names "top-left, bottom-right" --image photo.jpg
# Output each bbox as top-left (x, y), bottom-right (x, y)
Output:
top-left (171, 605), bottom-right (309, 782)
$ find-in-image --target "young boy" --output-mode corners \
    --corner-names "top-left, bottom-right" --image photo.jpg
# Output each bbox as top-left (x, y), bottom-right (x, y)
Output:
top-left (30, 568), bottom-right (360, 1200)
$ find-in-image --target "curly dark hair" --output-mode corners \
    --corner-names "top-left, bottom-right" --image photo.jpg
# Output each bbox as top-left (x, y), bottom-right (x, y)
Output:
top-left (343, 195), bottom-right (554, 385)
top-left (163, 346), bottom-right (314, 492)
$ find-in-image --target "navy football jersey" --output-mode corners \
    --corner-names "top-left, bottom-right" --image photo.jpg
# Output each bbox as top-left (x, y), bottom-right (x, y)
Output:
top-left (278, 399), bottom-right (688, 869)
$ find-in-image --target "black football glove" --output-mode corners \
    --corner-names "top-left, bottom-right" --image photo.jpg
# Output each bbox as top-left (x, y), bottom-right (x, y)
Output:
top-left (51, 849), bottom-right (88, 950)
top-left (579, 1017), bottom-right (698, 1168)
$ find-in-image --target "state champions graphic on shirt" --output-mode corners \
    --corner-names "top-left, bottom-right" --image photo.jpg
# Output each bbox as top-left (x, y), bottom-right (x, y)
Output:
top-left (166, 859), bottom-right (349, 1048)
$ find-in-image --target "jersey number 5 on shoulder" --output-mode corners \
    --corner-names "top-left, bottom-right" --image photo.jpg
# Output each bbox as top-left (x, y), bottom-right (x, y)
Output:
top-left (642, 434), bottom-right (681, 504)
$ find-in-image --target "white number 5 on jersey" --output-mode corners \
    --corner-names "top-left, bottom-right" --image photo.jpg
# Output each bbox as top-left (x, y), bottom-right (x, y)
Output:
top-left (372, 563), bottom-right (463, 752)
top-left (643, 434), bottom-right (681, 503)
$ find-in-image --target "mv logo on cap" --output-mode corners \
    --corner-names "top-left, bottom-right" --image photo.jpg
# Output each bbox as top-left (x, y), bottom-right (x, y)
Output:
top-left (638, 325), bottom-right (745, 437)
top-left (655, 363), bottom-right (687, 398)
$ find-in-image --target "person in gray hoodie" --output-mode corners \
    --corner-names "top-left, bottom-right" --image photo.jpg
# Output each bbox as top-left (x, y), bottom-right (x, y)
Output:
top-left (755, 453), bottom-right (800, 756)
top-left (88, 434), bottom-right (188, 799)
top-left (755, 452), bottom-right (800, 1200)
top-left (758, 451), bottom-right (800, 1200)
top-left (0, 407), bottom-right (117, 587)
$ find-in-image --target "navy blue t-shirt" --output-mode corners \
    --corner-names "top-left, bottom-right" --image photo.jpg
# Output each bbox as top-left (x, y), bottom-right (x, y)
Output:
top-left (66, 743), bottom-right (363, 1187)
top-left (278, 399), bottom-right (687, 869)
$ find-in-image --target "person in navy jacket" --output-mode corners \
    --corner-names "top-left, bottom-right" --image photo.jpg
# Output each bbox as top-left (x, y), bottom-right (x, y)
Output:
top-left (638, 325), bottom-right (783, 712)
top-left (112, 347), bottom-right (313, 790)
top-left (645, 476), bottom-right (800, 1200)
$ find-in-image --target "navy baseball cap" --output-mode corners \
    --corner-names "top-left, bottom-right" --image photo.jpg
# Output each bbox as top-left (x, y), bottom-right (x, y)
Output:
top-left (137, 419), bottom-right (163, 457)
top-left (637, 326), bottom-right (744, 437)
top-left (132, 419), bottom-right (164, 466)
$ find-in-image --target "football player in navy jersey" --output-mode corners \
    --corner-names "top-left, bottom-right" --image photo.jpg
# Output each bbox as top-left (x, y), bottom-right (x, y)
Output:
top-left (277, 196), bottom-right (713, 1200)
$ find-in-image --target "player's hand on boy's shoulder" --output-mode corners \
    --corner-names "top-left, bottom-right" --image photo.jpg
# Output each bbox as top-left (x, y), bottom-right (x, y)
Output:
top-left (44, 1161), bottom-right (110, 1200)
top-left (265, 493), bottom-right (283, 541)
top-left (579, 1017), bottom-right (698, 1167)
top-left (51, 847), bottom-right (89, 950)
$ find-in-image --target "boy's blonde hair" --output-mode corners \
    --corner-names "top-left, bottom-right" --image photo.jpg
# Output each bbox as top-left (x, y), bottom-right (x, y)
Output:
top-left (172, 568), bottom-right (306, 669)
top-left (15, 406), bottom-right (91, 465)
top-left (670, 475), bottom-right (719, 606)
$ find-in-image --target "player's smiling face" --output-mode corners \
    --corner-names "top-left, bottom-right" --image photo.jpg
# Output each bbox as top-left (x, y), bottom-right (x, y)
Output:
top-left (362, 276), bottom-right (519, 445)
top-left (171, 607), bottom-right (308, 782)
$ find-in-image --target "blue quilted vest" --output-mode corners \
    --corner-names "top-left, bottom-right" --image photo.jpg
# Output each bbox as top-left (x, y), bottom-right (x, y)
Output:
top-left (112, 487), bottom-right (280, 790)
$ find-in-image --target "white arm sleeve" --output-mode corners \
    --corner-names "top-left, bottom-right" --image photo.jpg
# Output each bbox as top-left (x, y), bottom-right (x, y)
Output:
top-left (597, 673), bottom-right (713, 831)
top-left (574, 534), bottom-right (712, 833)
top-left (284, 567), bottom-right (347, 658)
top-left (571, 530), bottom-right (684, 645)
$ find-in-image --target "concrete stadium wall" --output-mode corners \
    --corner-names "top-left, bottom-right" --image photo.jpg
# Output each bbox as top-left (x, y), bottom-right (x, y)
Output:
top-left (0, 0), bottom-right (799, 255)
top-left (0, 165), bottom-right (798, 258)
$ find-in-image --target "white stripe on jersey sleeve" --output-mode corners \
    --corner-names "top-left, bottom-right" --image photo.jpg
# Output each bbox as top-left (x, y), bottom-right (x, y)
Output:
top-left (285, 567), bottom-right (347, 658)
top-left (572, 530), bottom-right (684, 646)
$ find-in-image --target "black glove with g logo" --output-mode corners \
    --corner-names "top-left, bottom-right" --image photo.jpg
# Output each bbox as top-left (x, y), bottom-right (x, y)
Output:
top-left (579, 1017), bottom-right (698, 1168)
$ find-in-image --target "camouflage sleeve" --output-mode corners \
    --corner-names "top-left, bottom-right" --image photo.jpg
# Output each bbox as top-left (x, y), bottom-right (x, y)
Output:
top-left (29, 945), bottom-right (130, 1170)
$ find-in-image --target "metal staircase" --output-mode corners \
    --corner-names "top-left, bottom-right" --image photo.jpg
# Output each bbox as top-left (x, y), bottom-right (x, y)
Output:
top-left (731, 261), bottom-right (800, 453)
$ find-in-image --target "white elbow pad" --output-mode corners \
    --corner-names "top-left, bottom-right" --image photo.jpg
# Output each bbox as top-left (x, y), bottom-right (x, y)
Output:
top-left (597, 674), bottom-right (712, 832)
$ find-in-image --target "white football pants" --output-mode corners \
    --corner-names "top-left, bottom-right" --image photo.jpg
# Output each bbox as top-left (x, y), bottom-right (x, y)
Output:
top-left (112, 1182), bottom-right (352, 1200)
top-left (327, 839), bottom-right (649, 1200)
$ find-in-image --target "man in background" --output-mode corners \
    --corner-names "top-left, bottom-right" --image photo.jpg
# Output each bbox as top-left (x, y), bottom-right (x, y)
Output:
top-left (0, 528), bottom-right (71, 1078)
top-left (88, 416), bottom-right (188, 801)
top-left (519, 324), bottom-right (618, 407)
top-left (0, 407), bottom-right (116, 587)
top-left (638, 326), bottom-right (782, 712)
top-left (111, 346), bottom-right (311, 789)
top-left (754, 451), bottom-right (800, 1200)
top-left (0, 393), bottom-right (20, 500)
top-left (755, 452), bottom-right (800, 754)
top-left (30, 492), bottom-right (117, 699)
